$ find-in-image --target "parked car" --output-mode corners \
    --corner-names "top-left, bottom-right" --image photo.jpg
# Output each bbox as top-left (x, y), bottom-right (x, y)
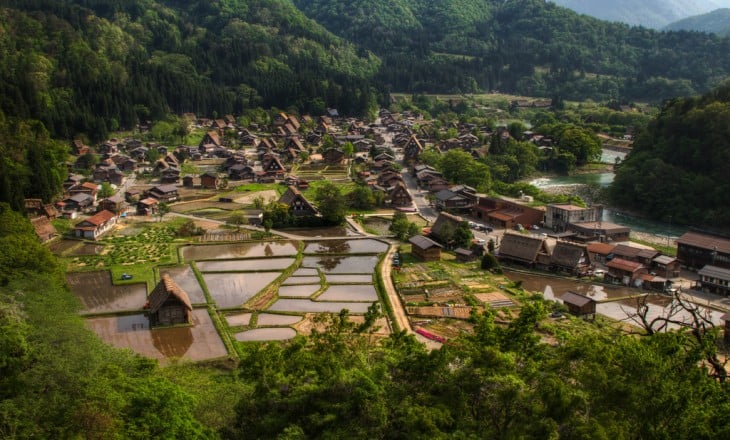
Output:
top-left (121, 273), bottom-right (133, 280)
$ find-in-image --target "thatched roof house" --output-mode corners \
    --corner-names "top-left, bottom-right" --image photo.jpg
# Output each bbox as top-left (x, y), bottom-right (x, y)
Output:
top-left (550, 241), bottom-right (591, 275)
top-left (498, 232), bottom-right (550, 267)
top-left (146, 274), bottom-right (193, 328)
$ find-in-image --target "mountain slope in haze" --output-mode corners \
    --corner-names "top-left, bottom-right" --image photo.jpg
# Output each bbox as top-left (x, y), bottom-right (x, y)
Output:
top-left (550, 0), bottom-right (721, 28)
top-left (664, 8), bottom-right (730, 36)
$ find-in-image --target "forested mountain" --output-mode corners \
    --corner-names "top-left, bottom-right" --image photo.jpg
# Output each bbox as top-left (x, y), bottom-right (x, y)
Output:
top-left (295, 0), bottom-right (730, 102)
top-left (550, 0), bottom-right (722, 28)
top-left (2, 0), bottom-right (730, 142)
top-left (609, 82), bottom-right (730, 227)
top-left (664, 8), bottom-right (730, 36)
top-left (0, 0), bottom-right (384, 142)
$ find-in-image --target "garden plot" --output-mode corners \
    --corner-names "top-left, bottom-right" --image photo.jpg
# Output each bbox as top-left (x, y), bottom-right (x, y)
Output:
top-left (85, 309), bottom-right (227, 364)
top-left (182, 241), bottom-right (298, 260)
top-left (67, 271), bottom-right (147, 314)
top-left (301, 255), bottom-right (378, 274)
top-left (202, 272), bottom-right (281, 308)
top-left (197, 258), bottom-right (295, 272)
top-left (159, 265), bottom-right (207, 304)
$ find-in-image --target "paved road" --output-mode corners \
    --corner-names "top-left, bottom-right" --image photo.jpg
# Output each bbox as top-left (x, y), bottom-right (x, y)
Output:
top-left (381, 242), bottom-right (413, 334)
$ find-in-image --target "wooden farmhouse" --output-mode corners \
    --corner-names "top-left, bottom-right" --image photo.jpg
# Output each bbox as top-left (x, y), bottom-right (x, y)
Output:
top-left (73, 210), bottom-right (117, 240)
top-left (550, 241), bottom-right (591, 276)
top-left (559, 291), bottom-right (596, 319)
top-left (146, 274), bottom-right (193, 328)
top-left (498, 232), bottom-right (551, 267)
top-left (278, 185), bottom-right (318, 217)
top-left (409, 235), bottom-right (443, 261)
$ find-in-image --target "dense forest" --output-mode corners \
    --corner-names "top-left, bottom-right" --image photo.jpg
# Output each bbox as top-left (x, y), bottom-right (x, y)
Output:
top-left (1, 0), bottom-right (730, 142)
top-left (3, 203), bottom-right (730, 438)
top-left (610, 82), bottom-right (730, 227)
top-left (294, 0), bottom-right (730, 100)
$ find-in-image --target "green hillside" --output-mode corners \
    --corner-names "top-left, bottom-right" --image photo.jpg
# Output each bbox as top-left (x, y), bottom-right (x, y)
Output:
top-left (609, 82), bottom-right (730, 227)
top-left (664, 8), bottom-right (730, 36)
top-left (550, 0), bottom-right (718, 28)
top-left (0, 0), bottom-right (383, 142)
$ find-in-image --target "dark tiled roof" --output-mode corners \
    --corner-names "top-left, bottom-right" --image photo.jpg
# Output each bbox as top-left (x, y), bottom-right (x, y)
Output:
top-left (678, 231), bottom-right (730, 254)
top-left (560, 291), bottom-right (594, 307)
top-left (409, 235), bottom-right (443, 250)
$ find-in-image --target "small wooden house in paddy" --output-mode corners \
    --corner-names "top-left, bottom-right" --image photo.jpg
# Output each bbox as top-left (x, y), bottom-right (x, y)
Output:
top-left (146, 274), bottom-right (193, 327)
top-left (559, 291), bottom-right (596, 319)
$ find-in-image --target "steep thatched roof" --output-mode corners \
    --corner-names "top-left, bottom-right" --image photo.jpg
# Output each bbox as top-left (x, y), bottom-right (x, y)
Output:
top-left (551, 241), bottom-right (590, 269)
top-left (498, 232), bottom-right (549, 264)
top-left (148, 274), bottom-right (193, 313)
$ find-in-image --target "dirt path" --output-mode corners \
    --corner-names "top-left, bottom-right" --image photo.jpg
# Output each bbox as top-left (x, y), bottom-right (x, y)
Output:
top-left (381, 242), bottom-right (412, 334)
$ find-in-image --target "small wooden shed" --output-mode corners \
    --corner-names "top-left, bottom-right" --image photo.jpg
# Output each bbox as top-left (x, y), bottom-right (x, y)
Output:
top-left (146, 274), bottom-right (193, 328)
top-left (409, 235), bottom-right (443, 261)
top-left (559, 291), bottom-right (596, 319)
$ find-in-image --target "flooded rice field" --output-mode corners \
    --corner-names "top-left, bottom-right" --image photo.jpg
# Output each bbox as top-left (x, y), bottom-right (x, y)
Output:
top-left (279, 284), bottom-right (320, 297)
top-left (49, 239), bottom-right (83, 255)
top-left (197, 258), bottom-right (295, 272)
top-left (181, 241), bottom-right (298, 260)
top-left (317, 285), bottom-right (378, 302)
top-left (506, 270), bottom-right (724, 329)
top-left (70, 243), bottom-right (106, 256)
top-left (282, 276), bottom-right (321, 285)
top-left (268, 299), bottom-right (373, 314)
top-left (325, 274), bottom-right (373, 284)
top-left (304, 239), bottom-right (388, 254)
top-left (506, 270), bottom-right (635, 301)
top-left (67, 271), bottom-right (147, 313)
top-left (85, 309), bottom-right (227, 363)
top-left (225, 313), bottom-right (252, 326)
top-left (256, 313), bottom-right (303, 326)
top-left (292, 268), bottom-right (318, 276)
top-left (202, 272), bottom-right (280, 308)
top-left (235, 327), bottom-right (297, 341)
top-left (159, 265), bottom-right (206, 303)
top-left (301, 255), bottom-right (378, 274)
top-left (283, 226), bottom-right (359, 237)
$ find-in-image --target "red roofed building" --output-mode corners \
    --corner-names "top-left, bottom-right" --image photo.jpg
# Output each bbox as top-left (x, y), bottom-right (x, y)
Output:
top-left (73, 210), bottom-right (117, 240)
top-left (606, 257), bottom-right (648, 286)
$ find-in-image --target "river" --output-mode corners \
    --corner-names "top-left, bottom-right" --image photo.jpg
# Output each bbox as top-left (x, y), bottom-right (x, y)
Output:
top-left (528, 149), bottom-right (686, 238)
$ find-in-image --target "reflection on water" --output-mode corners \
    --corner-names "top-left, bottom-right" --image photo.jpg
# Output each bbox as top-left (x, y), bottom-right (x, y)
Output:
top-left (159, 266), bottom-right (206, 303)
top-left (506, 270), bottom-right (633, 300)
top-left (317, 285), bottom-right (378, 301)
top-left (151, 326), bottom-right (194, 358)
top-left (202, 272), bottom-right (280, 308)
top-left (226, 313), bottom-right (252, 326)
top-left (301, 255), bottom-right (378, 274)
top-left (282, 276), bottom-right (321, 285)
top-left (197, 258), bottom-right (294, 272)
top-left (268, 299), bottom-right (373, 313)
top-left (303, 239), bottom-right (388, 254)
top-left (282, 226), bottom-right (359, 237)
top-left (67, 271), bottom-right (148, 313)
top-left (256, 314), bottom-right (302, 326)
top-left (326, 274), bottom-right (373, 283)
top-left (181, 241), bottom-right (298, 260)
top-left (235, 327), bottom-right (297, 341)
top-left (279, 284), bottom-right (320, 297)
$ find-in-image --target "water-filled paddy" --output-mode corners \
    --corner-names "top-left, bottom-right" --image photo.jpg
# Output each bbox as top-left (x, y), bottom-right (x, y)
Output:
top-left (202, 272), bottom-right (280, 308)
top-left (235, 327), bottom-right (297, 341)
top-left (292, 268), bottom-right (318, 276)
top-left (181, 241), bottom-right (298, 260)
top-left (283, 226), bottom-right (359, 237)
top-left (67, 271), bottom-right (147, 313)
top-left (317, 284), bottom-right (378, 301)
top-left (197, 258), bottom-right (294, 272)
top-left (256, 313), bottom-right (303, 326)
top-left (159, 265), bottom-right (206, 303)
top-left (85, 309), bottom-right (227, 363)
top-left (301, 255), bottom-right (378, 274)
top-left (279, 284), bottom-right (320, 297)
top-left (303, 239), bottom-right (388, 254)
top-left (282, 276), bottom-right (321, 285)
top-left (268, 299), bottom-right (373, 313)
top-left (225, 313), bottom-right (252, 326)
top-left (325, 274), bottom-right (373, 283)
